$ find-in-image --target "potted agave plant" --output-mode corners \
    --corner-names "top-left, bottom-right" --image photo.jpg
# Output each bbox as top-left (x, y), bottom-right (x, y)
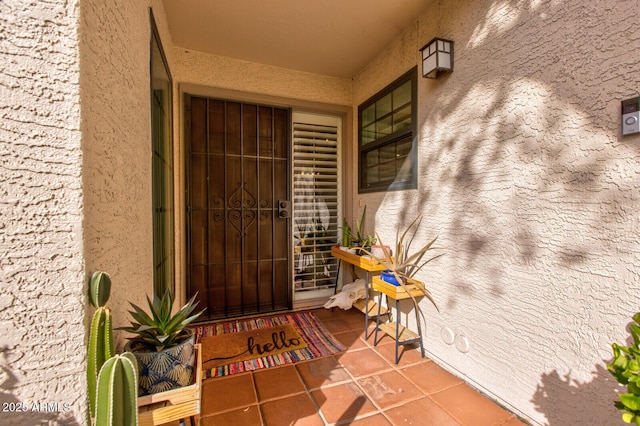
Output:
top-left (340, 206), bottom-right (376, 254)
top-left (363, 215), bottom-right (442, 314)
top-left (119, 291), bottom-right (205, 396)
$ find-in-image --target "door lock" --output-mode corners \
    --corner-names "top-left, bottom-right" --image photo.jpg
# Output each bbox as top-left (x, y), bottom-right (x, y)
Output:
top-left (277, 200), bottom-right (290, 219)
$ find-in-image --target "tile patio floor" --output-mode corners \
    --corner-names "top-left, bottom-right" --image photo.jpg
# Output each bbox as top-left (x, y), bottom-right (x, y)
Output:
top-left (195, 307), bottom-right (526, 426)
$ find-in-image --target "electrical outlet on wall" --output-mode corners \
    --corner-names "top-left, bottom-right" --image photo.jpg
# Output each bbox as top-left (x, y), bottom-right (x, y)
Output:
top-left (455, 334), bottom-right (470, 353)
top-left (441, 327), bottom-right (455, 345)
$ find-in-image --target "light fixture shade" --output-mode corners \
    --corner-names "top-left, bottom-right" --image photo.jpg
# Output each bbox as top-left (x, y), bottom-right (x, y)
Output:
top-left (420, 38), bottom-right (454, 79)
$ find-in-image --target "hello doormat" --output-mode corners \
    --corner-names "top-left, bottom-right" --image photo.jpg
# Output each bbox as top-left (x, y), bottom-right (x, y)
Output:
top-left (194, 311), bottom-right (345, 378)
top-left (201, 323), bottom-right (307, 368)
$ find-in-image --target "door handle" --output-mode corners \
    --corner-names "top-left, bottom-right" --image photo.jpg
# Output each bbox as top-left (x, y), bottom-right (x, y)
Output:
top-left (277, 200), bottom-right (290, 219)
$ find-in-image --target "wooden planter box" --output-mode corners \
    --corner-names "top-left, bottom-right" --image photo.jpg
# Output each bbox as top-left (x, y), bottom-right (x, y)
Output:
top-left (137, 343), bottom-right (202, 426)
top-left (372, 276), bottom-right (425, 300)
top-left (330, 246), bottom-right (387, 271)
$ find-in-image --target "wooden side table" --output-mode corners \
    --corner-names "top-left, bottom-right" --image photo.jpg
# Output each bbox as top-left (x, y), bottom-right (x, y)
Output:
top-left (372, 276), bottom-right (425, 364)
top-left (137, 343), bottom-right (202, 426)
top-left (331, 246), bottom-right (389, 337)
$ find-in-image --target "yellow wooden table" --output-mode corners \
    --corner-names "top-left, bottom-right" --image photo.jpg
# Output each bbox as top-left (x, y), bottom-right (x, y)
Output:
top-left (372, 276), bottom-right (425, 364)
top-left (137, 343), bottom-right (202, 426)
top-left (331, 246), bottom-right (389, 337)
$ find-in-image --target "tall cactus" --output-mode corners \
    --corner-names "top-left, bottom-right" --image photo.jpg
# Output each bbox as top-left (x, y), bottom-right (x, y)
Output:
top-left (95, 352), bottom-right (138, 426)
top-left (87, 271), bottom-right (115, 420)
top-left (90, 271), bottom-right (111, 308)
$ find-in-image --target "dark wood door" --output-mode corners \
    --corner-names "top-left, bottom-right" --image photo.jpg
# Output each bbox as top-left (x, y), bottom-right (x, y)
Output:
top-left (186, 96), bottom-right (291, 320)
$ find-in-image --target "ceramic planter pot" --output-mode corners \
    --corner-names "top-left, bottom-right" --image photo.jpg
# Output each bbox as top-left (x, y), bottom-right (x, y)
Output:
top-left (371, 245), bottom-right (391, 259)
top-left (380, 270), bottom-right (406, 286)
top-left (127, 329), bottom-right (196, 396)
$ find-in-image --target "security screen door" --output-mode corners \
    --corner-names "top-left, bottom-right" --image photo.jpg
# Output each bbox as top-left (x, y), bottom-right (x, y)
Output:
top-left (185, 96), bottom-right (290, 320)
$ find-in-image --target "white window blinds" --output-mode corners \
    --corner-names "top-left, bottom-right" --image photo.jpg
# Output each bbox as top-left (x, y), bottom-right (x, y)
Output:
top-left (292, 113), bottom-right (341, 295)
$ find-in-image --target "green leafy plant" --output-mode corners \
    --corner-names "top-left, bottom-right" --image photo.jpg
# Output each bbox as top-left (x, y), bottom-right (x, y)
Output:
top-left (95, 353), bottom-right (138, 426)
top-left (341, 218), bottom-right (352, 247)
top-left (360, 234), bottom-right (377, 249)
top-left (353, 205), bottom-right (367, 247)
top-left (608, 312), bottom-right (640, 424)
top-left (341, 206), bottom-right (376, 249)
top-left (119, 291), bottom-right (205, 352)
top-left (353, 205), bottom-right (367, 245)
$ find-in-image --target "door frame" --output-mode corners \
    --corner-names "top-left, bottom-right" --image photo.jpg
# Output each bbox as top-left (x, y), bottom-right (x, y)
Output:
top-left (176, 83), bottom-right (353, 310)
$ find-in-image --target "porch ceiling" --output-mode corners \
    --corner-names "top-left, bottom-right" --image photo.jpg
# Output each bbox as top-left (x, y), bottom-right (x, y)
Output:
top-left (162, 0), bottom-right (432, 79)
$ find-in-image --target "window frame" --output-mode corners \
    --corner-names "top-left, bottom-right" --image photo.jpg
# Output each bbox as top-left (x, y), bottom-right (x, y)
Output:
top-left (358, 67), bottom-right (418, 193)
top-left (150, 10), bottom-right (175, 298)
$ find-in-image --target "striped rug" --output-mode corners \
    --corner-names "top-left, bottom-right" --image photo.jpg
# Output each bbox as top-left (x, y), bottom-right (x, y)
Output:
top-left (193, 311), bottom-right (345, 378)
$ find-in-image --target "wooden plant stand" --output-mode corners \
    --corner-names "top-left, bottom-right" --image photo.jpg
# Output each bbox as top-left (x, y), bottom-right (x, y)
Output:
top-left (372, 277), bottom-right (425, 364)
top-left (331, 246), bottom-right (389, 337)
top-left (137, 343), bottom-right (202, 426)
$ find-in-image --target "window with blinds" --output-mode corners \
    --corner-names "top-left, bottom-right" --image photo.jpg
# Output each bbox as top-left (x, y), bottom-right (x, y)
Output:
top-left (292, 113), bottom-right (341, 298)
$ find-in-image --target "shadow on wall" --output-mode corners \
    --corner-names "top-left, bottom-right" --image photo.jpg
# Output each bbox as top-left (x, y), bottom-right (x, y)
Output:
top-left (358, 1), bottom-right (638, 423)
top-left (531, 363), bottom-right (620, 425)
top-left (0, 346), bottom-right (80, 426)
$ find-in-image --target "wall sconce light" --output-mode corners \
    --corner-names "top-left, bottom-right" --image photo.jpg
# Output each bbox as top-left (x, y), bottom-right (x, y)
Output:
top-left (420, 37), bottom-right (454, 79)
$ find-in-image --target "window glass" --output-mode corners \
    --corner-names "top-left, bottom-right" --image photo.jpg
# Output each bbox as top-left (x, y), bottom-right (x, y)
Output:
top-left (358, 68), bottom-right (417, 192)
top-left (376, 93), bottom-right (392, 119)
top-left (150, 12), bottom-right (175, 297)
top-left (376, 115), bottom-right (393, 138)
top-left (394, 81), bottom-right (411, 107)
top-left (365, 149), bottom-right (379, 167)
top-left (362, 123), bottom-right (376, 145)
top-left (362, 104), bottom-right (375, 126)
top-left (393, 104), bottom-right (412, 132)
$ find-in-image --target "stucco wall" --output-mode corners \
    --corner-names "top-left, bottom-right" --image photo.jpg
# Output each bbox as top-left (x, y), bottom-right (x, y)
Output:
top-left (0, 0), bottom-right (177, 423)
top-left (80, 0), bottom-right (175, 339)
top-left (173, 48), bottom-right (352, 107)
top-left (0, 1), bottom-right (85, 424)
top-left (353, 1), bottom-right (640, 424)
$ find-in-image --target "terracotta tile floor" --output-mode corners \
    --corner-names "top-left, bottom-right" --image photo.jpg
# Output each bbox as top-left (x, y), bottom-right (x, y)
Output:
top-left (194, 307), bottom-right (527, 426)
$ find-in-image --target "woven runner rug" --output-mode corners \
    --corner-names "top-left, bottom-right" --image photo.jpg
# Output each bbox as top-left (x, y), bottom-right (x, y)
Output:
top-left (194, 311), bottom-right (345, 378)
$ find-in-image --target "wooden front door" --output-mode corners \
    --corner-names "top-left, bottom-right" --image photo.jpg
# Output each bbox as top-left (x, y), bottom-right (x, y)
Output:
top-left (185, 96), bottom-right (291, 320)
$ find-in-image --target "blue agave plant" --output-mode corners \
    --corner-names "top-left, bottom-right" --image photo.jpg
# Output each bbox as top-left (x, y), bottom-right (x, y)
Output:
top-left (119, 291), bottom-right (205, 352)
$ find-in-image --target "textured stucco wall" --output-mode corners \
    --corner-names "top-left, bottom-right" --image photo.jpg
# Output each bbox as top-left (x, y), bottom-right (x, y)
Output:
top-left (0, 1), bottom-right (85, 424)
top-left (173, 48), bottom-right (352, 107)
top-left (80, 0), bottom-right (175, 340)
top-left (353, 0), bottom-right (640, 424)
top-left (0, 0), bottom-right (176, 423)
